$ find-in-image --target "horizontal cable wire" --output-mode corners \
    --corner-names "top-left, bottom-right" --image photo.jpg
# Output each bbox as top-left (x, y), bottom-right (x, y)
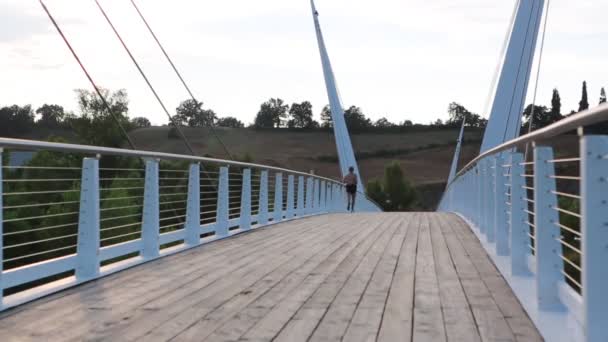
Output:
top-left (4, 245), bottom-right (77, 263)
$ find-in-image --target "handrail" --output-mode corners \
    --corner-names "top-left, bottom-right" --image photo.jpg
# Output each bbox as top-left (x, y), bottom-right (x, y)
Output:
top-left (455, 103), bottom-right (608, 179)
top-left (0, 137), bottom-right (342, 186)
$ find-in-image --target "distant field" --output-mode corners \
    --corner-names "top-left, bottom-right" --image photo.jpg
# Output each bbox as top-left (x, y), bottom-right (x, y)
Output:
top-left (127, 127), bottom-right (485, 209)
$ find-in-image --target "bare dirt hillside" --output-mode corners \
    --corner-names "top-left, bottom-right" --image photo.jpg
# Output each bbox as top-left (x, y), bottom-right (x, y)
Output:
top-left (129, 127), bottom-right (484, 209)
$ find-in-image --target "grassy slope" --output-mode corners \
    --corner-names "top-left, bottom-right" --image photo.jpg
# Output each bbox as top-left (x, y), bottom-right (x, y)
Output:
top-left (129, 127), bottom-right (484, 209)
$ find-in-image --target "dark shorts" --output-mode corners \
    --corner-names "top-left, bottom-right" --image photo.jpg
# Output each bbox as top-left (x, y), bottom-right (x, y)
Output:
top-left (346, 184), bottom-right (357, 194)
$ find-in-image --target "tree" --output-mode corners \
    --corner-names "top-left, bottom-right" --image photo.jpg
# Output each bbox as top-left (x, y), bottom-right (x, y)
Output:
top-left (374, 117), bottom-right (395, 128)
top-left (130, 117), bottom-right (151, 129)
top-left (68, 88), bottom-right (131, 147)
top-left (0, 105), bottom-right (35, 136)
top-left (288, 101), bottom-right (316, 128)
top-left (36, 104), bottom-right (65, 128)
top-left (401, 120), bottom-right (413, 127)
top-left (446, 102), bottom-right (485, 128)
top-left (600, 87), bottom-right (606, 105)
top-left (522, 104), bottom-right (561, 132)
top-left (578, 81), bottom-right (589, 112)
top-left (217, 116), bottom-right (244, 128)
top-left (320, 105), bottom-right (332, 128)
top-left (174, 99), bottom-right (216, 127)
top-left (431, 119), bottom-right (444, 127)
top-left (366, 162), bottom-right (417, 211)
top-left (550, 88), bottom-right (562, 118)
top-left (254, 98), bottom-right (288, 128)
top-left (344, 106), bottom-right (372, 131)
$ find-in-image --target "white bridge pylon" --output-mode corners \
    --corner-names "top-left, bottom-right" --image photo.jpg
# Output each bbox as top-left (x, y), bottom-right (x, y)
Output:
top-left (310, 0), bottom-right (364, 191)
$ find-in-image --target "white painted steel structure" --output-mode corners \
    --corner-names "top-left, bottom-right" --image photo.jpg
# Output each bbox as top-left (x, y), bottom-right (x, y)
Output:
top-left (0, 138), bottom-right (381, 312)
top-left (440, 104), bottom-right (608, 342)
top-left (481, 0), bottom-right (546, 153)
top-left (310, 0), bottom-right (364, 190)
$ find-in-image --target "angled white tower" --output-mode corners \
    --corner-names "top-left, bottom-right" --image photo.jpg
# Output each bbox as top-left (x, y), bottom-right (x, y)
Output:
top-left (480, 0), bottom-right (546, 153)
top-left (447, 119), bottom-right (466, 186)
top-left (310, 0), bottom-right (364, 190)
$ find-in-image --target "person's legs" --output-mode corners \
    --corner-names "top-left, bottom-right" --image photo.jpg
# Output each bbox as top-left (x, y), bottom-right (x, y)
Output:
top-left (351, 193), bottom-right (356, 212)
top-left (346, 192), bottom-right (352, 211)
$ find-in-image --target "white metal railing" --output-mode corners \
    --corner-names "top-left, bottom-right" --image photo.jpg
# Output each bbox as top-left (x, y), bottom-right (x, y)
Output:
top-left (440, 103), bottom-right (608, 342)
top-left (0, 137), bottom-right (381, 311)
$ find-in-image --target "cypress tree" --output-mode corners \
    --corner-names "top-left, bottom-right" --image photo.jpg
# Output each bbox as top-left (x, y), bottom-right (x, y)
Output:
top-left (551, 89), bottom-right (561, 117)
top-left (600, 87), bottom-right (607, 104)
top-left (578, 81), bottom-right (589, 112)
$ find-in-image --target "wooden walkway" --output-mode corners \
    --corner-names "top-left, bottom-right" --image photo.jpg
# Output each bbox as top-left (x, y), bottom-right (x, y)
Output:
top-left (0, 213), bottom-right (542, 342)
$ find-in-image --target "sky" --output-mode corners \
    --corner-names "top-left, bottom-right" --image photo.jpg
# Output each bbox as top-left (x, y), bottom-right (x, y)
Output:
top-left (1, 0), bottom-right (607, 126)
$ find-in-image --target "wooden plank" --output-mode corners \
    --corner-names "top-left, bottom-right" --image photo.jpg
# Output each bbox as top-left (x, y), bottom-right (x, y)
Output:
top-left (412, 213), bottom-right (447, 342)
top-left (432, 213), bottom-right (482, 342)
top-left (0, 214), bottom-right (334, 336)
top-left (174, 216), bottom-right (380, 341)
top-left (0, 215), bottom-right (324, 325)
top-left (440, 213), bottom-right (517, 342)
top-left (94, 215), bottom-right (354, 342)
top-left (245, 215), bottom-right (400, 342)
top-left (274, 215), bottom-right (401, 342)
top-left (450, 215), bottom-right (543, 342)
top-left (340, 213), bottom-right (410, 342)
top-left (377, 213), bottom-right (420, 342)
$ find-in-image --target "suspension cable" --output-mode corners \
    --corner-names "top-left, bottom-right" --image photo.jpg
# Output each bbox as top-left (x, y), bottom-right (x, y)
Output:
top-left (128, 0), bottom-right (235, 160)
top-left (39, 0), bottom-right (137, 150)
top-left (524, 0), bottom-right (551, 161)
top-left (93, 0), bottom-right (196, 156)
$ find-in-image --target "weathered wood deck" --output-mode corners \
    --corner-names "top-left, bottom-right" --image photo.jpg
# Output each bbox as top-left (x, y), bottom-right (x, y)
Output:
top-left (0, 213), bottom-right (542, 341)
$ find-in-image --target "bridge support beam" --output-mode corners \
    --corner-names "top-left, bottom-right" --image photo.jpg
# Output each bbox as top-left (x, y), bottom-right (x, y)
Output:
top-left (142, 159), bottom-right (160, 257)
top-left (306, 177), bottom-right (313, 215)
top-left (240, 169), bottom-right (251, 231)
top-left (185, 162), bottom-right (200, 246)
top-left (76, 157), bottom-right (100, 281)
top-left (216, 167), bottom-right (229, 237)
top-left (259, 171), bottom-right (269, 225)
top-left (533, 145), bottom-right (563, 310)
top-left (581, 136), bottom-right (608, 342)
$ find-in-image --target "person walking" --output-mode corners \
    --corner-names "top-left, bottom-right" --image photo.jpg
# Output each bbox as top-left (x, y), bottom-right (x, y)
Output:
top-left (343, 166), bottom-right (357, 212)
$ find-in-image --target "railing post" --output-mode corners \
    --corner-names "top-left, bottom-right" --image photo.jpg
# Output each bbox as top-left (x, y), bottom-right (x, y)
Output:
top-left (533, 145), bottom-right (563, 309)
top-left (184, 162), bottom-right (200, 246)
top-left (480, 159), bottom-right (488, 235)
top-left (510, 152), bottom-right (529, 275)
top-left (216, 167), bottom-right (229, 237)
top-left (495, 154), bottom-right (509, 255)
top-left (580, 136), bottom-right (608, 342)
top-left (76, 157), bottom-right (100, 281)
top-left (297, 175), bottom-right (304, 217)
top-left (286, 175), bottom-right (295, 219)
top-left (273, 173), bottom-right (283, 222)
top-left (240, 169), bottom-right (251, 231)
top-left (314, 179), bottom-right (321, 212)
top-left (0, 149), bottom-right (4, 308)
top-left (142, 159), bottom-right (160, 257)
top-left (306, 177), bottom-right (313, 215)
top-left (487, 158), bottom-right (496, 243)
top-left (320, 181), bottom-right (327, 212)
top-left (477, 164), bottom-right (483, 228)
top-left (259, 170), bottom-right (268, 225)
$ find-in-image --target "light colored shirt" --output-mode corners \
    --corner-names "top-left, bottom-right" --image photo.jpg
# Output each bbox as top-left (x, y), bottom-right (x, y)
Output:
top-left (343, 173), bottom-right (357, 185)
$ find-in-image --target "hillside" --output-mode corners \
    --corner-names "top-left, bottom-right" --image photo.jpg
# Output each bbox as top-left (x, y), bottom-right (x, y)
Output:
top-left (129, 127), bottom-right (484, 209)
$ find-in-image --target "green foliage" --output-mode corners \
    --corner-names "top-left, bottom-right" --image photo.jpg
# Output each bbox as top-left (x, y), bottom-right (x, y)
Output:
top-left (374, 117), bottom-right (395, 128)
top-left (0, 105), bottom-right (35, 137)
top-left (320, 105), bottom-right (332, 128)
top-left (174, 99), bottom-right (216, 127)
top-left (67, 88), bottom-right (131, 147)
top-left (130, 117), bottom-right (151, 129)
top-left (522, 102), bottom-right (563, 132)
top-left (551, 88), bottom-right (562, 117)
top-left (254, 98), bottom-right (288, 128)
top-left (217, 116), bottom-right (245, 128)
top-left (344, 106), bottom-right (372, 131)
top-left (365, 162), bottom-right (417, 212)
top-left (288, 101), bottom-right (318, 128)
top-left (579, 81), bottom-right (589, 112)
top-left (36, 104), bottom-right (66, 128)
top-left (446, 102), bottom-right (487, 128)
top-left (600, 87), bottom-right (606, 105)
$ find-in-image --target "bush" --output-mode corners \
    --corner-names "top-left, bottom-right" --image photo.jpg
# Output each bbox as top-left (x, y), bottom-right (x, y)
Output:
top-left (366, 161), bottom-right (417, 211)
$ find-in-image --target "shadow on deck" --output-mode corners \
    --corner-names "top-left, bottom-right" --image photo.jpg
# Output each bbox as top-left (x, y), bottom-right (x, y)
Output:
top-left (0, 213), bottom-right (542, 341)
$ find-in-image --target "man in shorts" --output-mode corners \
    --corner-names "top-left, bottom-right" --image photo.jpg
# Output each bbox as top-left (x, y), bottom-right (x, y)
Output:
top-left (343, 166), bottom-right (357, 212)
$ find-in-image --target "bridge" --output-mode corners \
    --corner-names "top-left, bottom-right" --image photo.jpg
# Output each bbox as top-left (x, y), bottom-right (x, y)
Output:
top-left (1, 0), bottom-right (607, 341)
